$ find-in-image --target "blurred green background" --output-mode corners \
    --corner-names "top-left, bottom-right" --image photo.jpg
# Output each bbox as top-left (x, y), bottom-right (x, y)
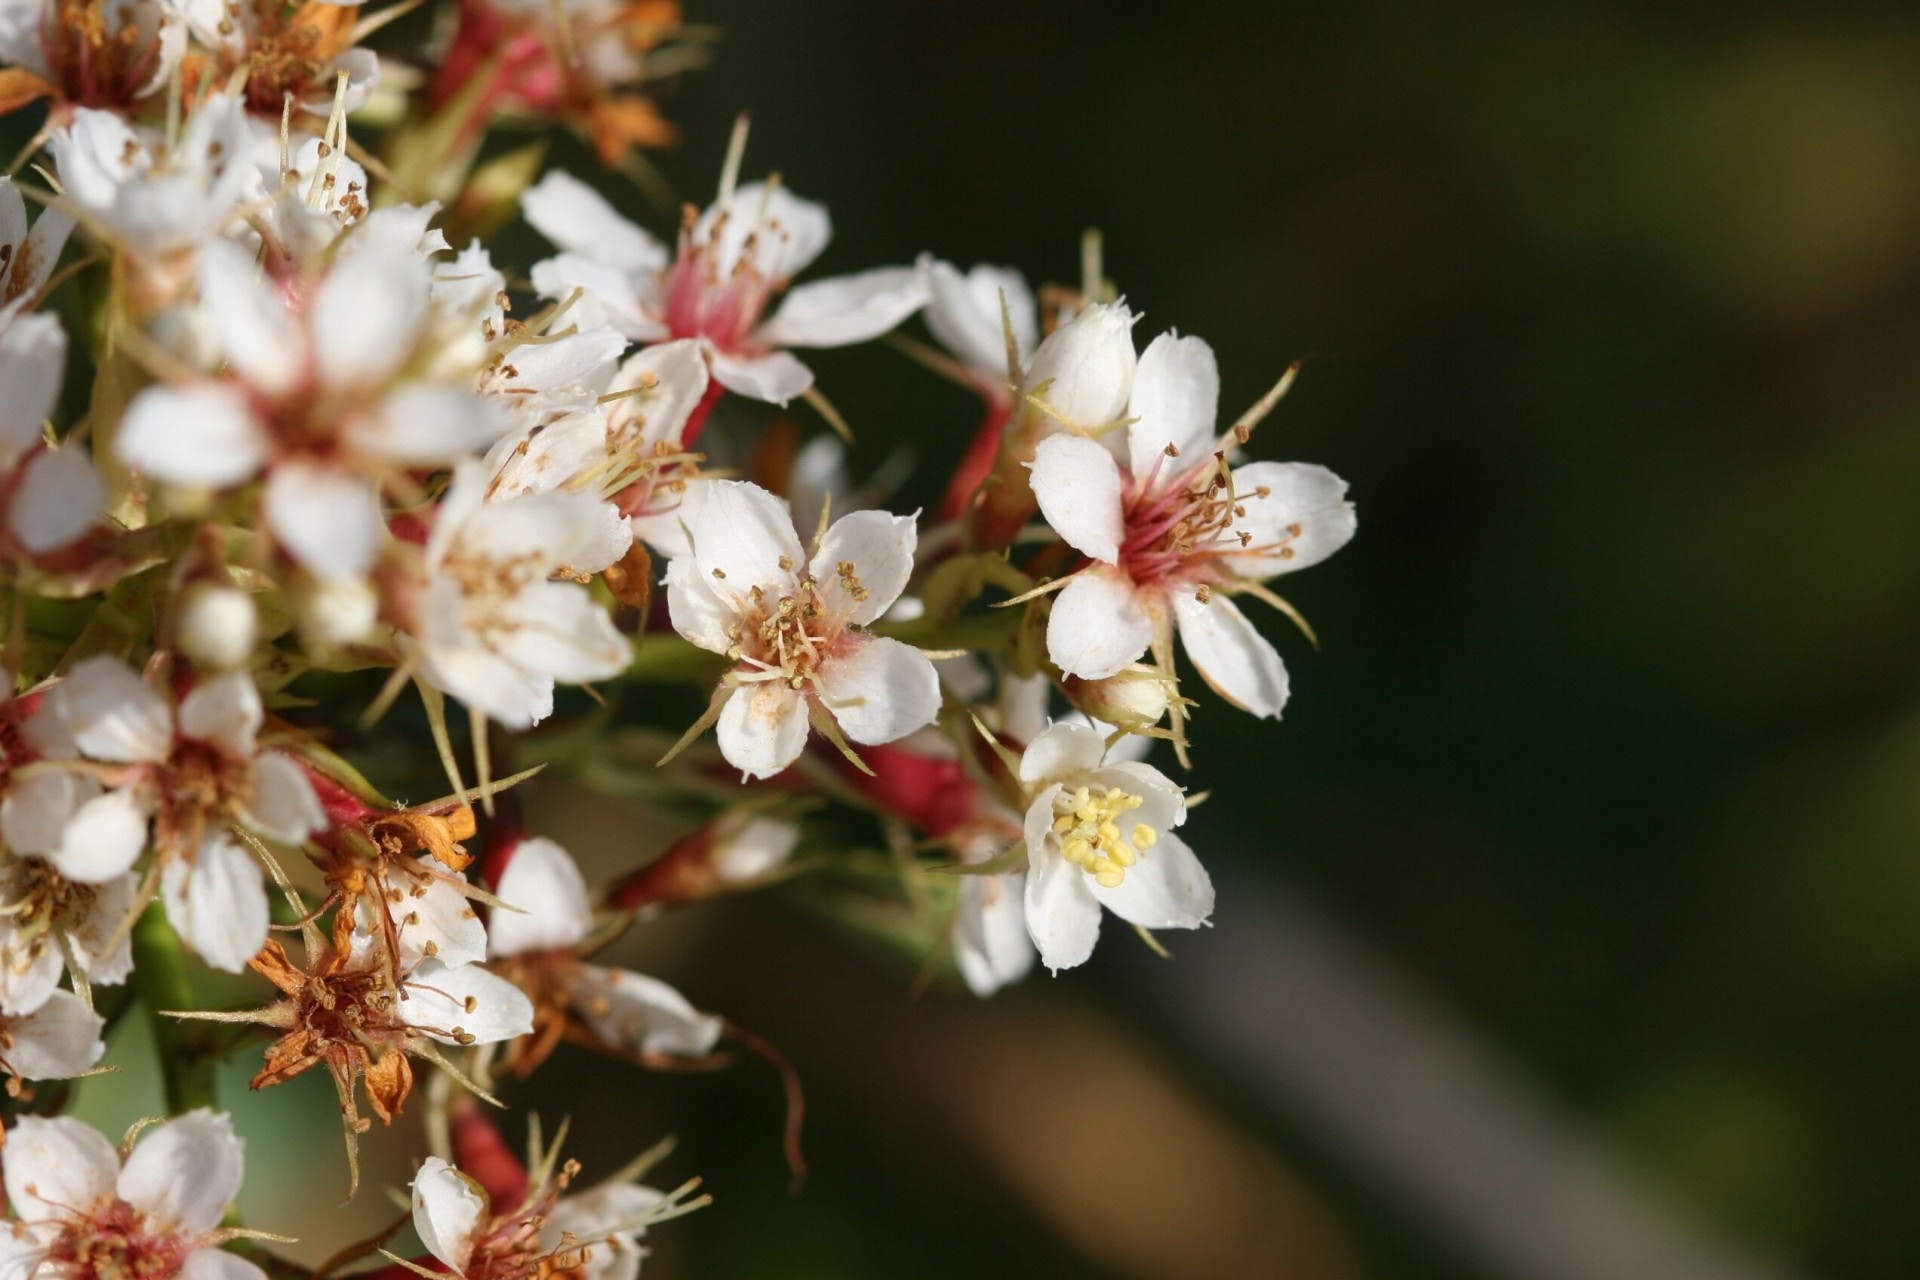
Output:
top-left (90, 1), bottom-right (1920, 1277)
top-left (550, 2), bottom-right (1920, 1276)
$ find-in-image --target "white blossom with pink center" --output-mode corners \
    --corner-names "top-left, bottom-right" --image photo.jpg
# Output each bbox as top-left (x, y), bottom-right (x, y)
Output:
top-left (663, 479), bottom-right (940, 780)
top-left (409, 460), bottom-right (634, 730)
top-left (522, 171), bottom-right (927, 406)
top-left (115, 236), bottom-right (510, 591)
top-left (4, 657), bottom-right (326, 971)
top-left (0, 1110), bottom-right (270, 1280)
top-left (1028, 332), bottom-right (1356, 718)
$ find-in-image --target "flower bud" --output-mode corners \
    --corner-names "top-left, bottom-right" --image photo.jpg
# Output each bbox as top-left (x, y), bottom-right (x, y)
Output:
top-left (1020, 301), bottom-right (1137, 431)
top-left (177, 582), bottom-right (257, 669)
top-left (610, 813), bottom-right (801, 908)
top-left (1063, 667), bottom-right (1171, 729)
top-left (300, 576), bottom-right (378, 649)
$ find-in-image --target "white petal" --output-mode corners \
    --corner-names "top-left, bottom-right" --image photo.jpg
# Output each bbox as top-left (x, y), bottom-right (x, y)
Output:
top-left (1171, 590), bottom-right (1290, 719)
top-left (714, 682), bottom-right (808, 781)
top-left (0, 920), bottom-right (63, 1016)
top-left (807, 509), bottom-right (916, 625)
top-left (357, 386), bottom-right (510, 465)
top-left (1225, 461), bottom-right (1356, 579)
top-left (663, 555), bottom-right (736, 654)
top-left (161, 834), bottom-right (269, 973)
top-left (50, 656), bottom-right (172, 763)
top-left (402, 958), bottom-right (534, 1044)
top-left (116, 384), bottom-right (268, 489)
top-left (756, 266), bottom-right (927, 349)
top-left (457, 486), bottom-right (629, 576)
top-left (15, 206), bottom-right (73, 302)
top-left (411, 1157), bottom-right (488, 1274)
top-left (1125, 332), bottom-right (1219, 476)
top-left (685, 479), bottom-right (804, 604)
top-left (312, 245), bottom-right (427, 387)
top-left (48, 788), bottom-right (148, 884)
top-left (2, 990), bottom-right (105, 1079)
top-left (177, 670), bottom-right (262, 758)
top-left (604, 338), bottom-right (709, 446)
top-left (199, 238), bottom-right (301, 395)
top-left (572, 965), bottom-right (722, 1058)
top-left (954, 870), bottom-right (1035, 997)
top-left (499, 326), bottom-right (625, 402)
top-left (1, 769), bottom-right (90, 856)
top-left (488, 836), bottom-right (593, 957)
top-left (376, 863), bottom-right (485, 970)
top-left (816, 636), bottom-right (940, 747)
top-left (530, 253), bottom-right (663, 339)
top-left (1021, 301), bottom-right (1136, 431)
top-left (5, 1115), bottom-right (117, 1222)
top-left (921, 257), bottom-right (1037, 379)
top-left (543, 1184), bottom-right (660, 1280)
top-left (1016, 720), bottom-right (1107, 785)
top-left (264, 462), bottom-right (382, 581)
top-left (695, 182), bottom-right (831, 279)
top-left (243, 752), bottom-right (325, 843)
top-left (118, 1109), bottom-right (244, 1233)
top-left (176, 1250), bottom-right (269, 1280)
top-left (62, 871), bottom-right (137, 988)
top-left (11, 446), bottom-right (104, 554)
top-left (708, 349), bottom-right (813, 406)
top-left (0, 310), bottom-right (65, 461)
top-left (1046, 568), bottom-right (1154, 681)
top-left (495, 580), bottom-right (631, 685)
top-left (521, 171), bottom-right (668, 274)
top-left (1091, 829), bottom-right (1213, 931)
top-left (1021, 790), bottom-right (1103, 973)
top-left (1028, 433), bottom-right (1124, 563)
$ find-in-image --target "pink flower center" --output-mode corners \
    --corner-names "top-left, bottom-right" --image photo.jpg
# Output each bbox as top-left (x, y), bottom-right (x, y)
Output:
top-left (659, 208), bottom-right (793, 353)
top-left (40, 1198), bottom-right (191, 1280)
top-left (1117, 451), bottom-right (1286, 589)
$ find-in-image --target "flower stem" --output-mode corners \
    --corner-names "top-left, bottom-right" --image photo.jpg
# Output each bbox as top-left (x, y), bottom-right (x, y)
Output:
top-left (131, 905), bottom-right (220, 1115)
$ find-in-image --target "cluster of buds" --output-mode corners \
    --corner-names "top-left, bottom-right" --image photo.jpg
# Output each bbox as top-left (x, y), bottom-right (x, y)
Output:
top-left (0, 0), bottom-right (1354, 1268)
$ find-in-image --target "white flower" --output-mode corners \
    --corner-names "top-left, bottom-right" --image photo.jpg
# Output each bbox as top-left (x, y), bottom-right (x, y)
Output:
top-left (482, 339), bottom-right (712, 558)
top-left (664, 479), bottom-right (940, 780)
top-left (0, 0), bottom-right (183, 110)
top-left (1016, 720), bottom-right (1212, 972)
top-left (50, 95), bottom-right (253, 257)
top-left (0, 856), bottom-right (137, 1014)
top-left (917, 255), bottom-right (1038, 395)
top-left (523, 170), bottom-right (927, 406)
top-left (1, 1110), bottom-right (267, 1280)
top-left (1028, 332), bottom-right (1355, 716)
top-left (11, 657), bottom-right (326, 970)
top-left (0, 988), bottom-right (105, 1080)
top-left (411, 460), bottom-right (633, 729)
top-left (489, 836), bottom-right (722, 1060)
top-left (116, 235), bottom-right (508, 584)
top-left (411, 1150), bottom-right (668, 1280)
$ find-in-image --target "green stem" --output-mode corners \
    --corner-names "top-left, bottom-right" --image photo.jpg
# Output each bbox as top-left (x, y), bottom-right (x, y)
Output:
top-left (131, 906), bottom-right (220, 1114)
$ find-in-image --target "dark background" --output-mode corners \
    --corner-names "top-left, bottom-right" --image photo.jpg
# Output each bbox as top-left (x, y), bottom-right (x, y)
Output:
top-left (525, 2), bottom-right (1920, 1277)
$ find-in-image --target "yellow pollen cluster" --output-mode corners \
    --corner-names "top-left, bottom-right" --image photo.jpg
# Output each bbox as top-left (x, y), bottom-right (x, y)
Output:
top-left (1052, 785), bottom-right (1157, 888)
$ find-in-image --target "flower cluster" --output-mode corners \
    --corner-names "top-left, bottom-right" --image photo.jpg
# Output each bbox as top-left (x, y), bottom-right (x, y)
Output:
top-left (0, 0), bottom-right (1354, 1269)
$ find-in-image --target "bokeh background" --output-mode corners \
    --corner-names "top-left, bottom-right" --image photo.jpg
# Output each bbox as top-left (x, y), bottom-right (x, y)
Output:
top-left (86, 1), bottom-right (1920, 1277)
top-left (522, 2), bottom-right (1920, 1276)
